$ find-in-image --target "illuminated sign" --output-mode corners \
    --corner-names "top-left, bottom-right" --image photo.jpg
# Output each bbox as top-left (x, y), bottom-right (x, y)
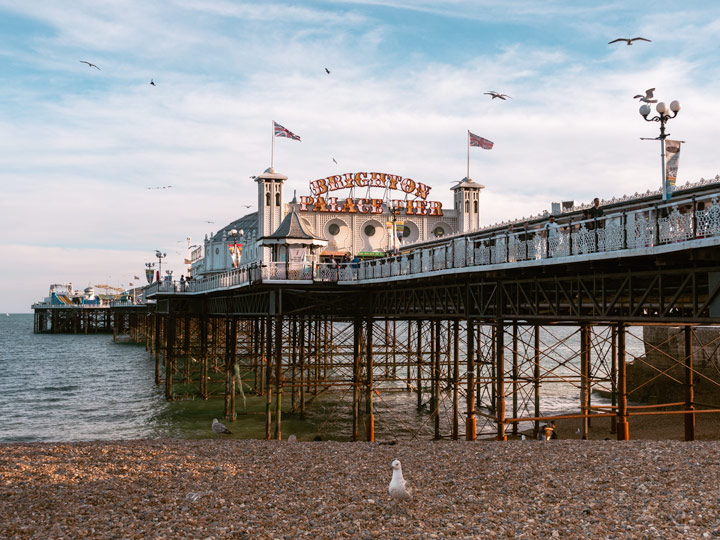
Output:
top-left (301, 172), bottom-right (443, 216)
top-left (310, 172), bottom-right (432, 200)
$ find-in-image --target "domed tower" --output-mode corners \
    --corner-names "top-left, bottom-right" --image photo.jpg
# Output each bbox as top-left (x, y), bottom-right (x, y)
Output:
top-left (451, 177), bottom-right (484, 233)
top-left (256, 167), bottom-right (288, 263)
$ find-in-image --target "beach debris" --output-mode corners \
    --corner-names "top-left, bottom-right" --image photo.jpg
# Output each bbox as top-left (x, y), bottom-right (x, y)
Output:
top-left (185, 492), bottom-right (204, 502)
top-left (388, 459), bottom-right (412, 501)
top-left (287, 434), bottom-right (297, 443)
top-left (521, 434), bottom-right (526, 441)
top-left (212, 418), bottom-right (232, 434)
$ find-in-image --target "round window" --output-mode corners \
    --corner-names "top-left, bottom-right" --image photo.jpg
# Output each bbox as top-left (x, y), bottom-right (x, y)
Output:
top-left (328, 223), bottom-right (340, 236)
top-left (364, 224), bottom-right (376, 237)
top-left (433, 226), bottom-right (445, 238)
top-left (401, 224), bottom-right (411, 238)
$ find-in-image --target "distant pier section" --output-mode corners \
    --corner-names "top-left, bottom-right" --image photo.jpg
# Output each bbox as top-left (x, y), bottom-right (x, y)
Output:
top-left (32, 283), bottom-right (144, 334)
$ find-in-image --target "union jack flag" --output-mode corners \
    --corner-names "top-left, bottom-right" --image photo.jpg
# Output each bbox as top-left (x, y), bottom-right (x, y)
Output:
top-left (469, 131), bottom-right (493, 150)
top-left (273, 121), bottom-right (301, 141)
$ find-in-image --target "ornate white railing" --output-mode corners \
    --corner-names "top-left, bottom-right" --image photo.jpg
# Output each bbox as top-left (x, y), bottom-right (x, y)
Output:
top-left (144, 193), bottom-right (720, 296)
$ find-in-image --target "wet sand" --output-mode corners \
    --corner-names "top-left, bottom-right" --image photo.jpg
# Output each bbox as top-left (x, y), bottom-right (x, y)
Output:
top-left (3, 414), bottom-right (720, 540)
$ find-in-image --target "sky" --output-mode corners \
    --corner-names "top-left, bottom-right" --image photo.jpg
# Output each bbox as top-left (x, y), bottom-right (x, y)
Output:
top-left (2, 0), bottom-right (720, 313)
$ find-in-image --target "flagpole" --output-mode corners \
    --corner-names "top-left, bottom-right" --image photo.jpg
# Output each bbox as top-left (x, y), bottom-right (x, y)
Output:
top-left (466, 130), bottom-right (470, 179)
top-left (271, 120), bottom-right (275, 170)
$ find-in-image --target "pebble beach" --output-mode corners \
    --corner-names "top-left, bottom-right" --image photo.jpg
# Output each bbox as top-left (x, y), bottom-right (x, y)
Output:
top-left (3, 436), bottom-right (720, 539)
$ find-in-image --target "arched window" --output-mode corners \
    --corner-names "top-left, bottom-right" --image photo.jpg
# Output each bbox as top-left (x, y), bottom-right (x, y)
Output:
top-left (465, 200), bottom-right (469, 212)
top-left (275, 193), bottom-right (280, 206)
top-left (474, 200), bottom-right (478, 213)
top-left (266, 192), bottom-right (271, 206)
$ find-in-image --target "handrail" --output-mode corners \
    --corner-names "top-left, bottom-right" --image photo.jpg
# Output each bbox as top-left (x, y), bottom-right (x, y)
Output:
top-left (145, 193), bottom-right (720, 296)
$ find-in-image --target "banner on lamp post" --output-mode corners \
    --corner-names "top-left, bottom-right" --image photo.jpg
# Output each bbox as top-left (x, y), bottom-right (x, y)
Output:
top-left (229, 244), bottom-right (243, 268)
top-left (145, 268), bottom-right (154, 284)
top-left (664, 140), bottom-right (682, 201)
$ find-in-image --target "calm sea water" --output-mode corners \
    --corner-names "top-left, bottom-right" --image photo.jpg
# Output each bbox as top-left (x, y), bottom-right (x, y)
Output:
top-left (0, 314), bottom-right (638, 443)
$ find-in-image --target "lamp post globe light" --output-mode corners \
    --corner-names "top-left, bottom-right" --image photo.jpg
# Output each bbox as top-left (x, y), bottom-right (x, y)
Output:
top-left (639, 98), bottom-right (681, 201)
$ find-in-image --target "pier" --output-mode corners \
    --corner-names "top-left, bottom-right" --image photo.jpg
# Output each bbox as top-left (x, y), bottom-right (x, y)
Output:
top-left (120, 179), bottom-right (720, 441)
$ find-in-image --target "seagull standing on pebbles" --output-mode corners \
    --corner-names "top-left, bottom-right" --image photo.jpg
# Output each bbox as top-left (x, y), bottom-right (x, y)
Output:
top-left (212, 418), bottom-right (232, 434)
top-left (388, 459), bottom-right (412, 501)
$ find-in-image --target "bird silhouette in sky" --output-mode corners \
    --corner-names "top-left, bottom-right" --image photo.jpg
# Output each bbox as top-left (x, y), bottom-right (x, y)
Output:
top-left (325, 67), bottom-right (331, 74)
top-left (484, 91), bottom-right (511, 100)
top-left (608, 37), bottom-right (651, 45)
top-left (633, 88), bottom-right (657, 103)
top-left (147, 185), bottom-right (173, 190)
top-left (79, 60), bottom-right (100, 70)
top-left (204, 220), bottom-right (214, 224)
top-left (332, 158), bottom-right (337, 164)
top-left (150, 79), bottom-right (156, 86)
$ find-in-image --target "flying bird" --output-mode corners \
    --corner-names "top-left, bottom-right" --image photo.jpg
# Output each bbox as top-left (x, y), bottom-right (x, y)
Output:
top-left (150, 79), bottom-right (156, 86)
top-left (608, 37), bottom-right (651, 45)
top-left (79, 60), bottom-right (100, 70)
top-left (212, 418), bottom-right (232, 434)
top-left (332, 158), bottom-right (337, 164)
top-left (204, 221), bottom-right (214, 224)
top-left (484, 91), bottom-right (511, 100)
top-left (325, 67), bottom-right (331, 74)
top-left (388, 459), bottom-right (412, 501)
top-left (633, 88), bottom-right (657, 103)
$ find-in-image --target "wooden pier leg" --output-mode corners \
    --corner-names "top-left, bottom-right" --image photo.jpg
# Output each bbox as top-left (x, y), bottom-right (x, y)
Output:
top-left (366, 317), bottom-right (374, 442)
top-left (265, 316), bottom-right (273, 440)
top-left (155, 315), bottom-right (162, 386)
top-left (684, 325), bottom-right (695, 441)
top-left (274, 315), bottom-right (283, 440)
top-left (392, 319), bottom-right (397, 378)
top-left (496, 319), bottom-right (506, 441)
top-left (490, 325), bottom-right (497, 414)
top-left (512, 322), bottom-right (518, 436)
top-left (165, 316), bottom-right (175, 400)
top-left (200, 315), bottom-right (208, 400)
top-left (581, 324), bottom-right (590, 438)
top-left (416, 319), bottom-right (423, 411)
top-left (291, 318), bottom-right (297, 413)
top-left (466, 318), bottom-right (477, 441)
top-left (257, 318), bottom-right (265, 396)
top-left (534, 325), bottom-right (540, 439)
top-left (611, 325), bottom-right (617, 434)
top-left (299, 317), bottom-right (306, 419)
top-left (616, 323), bottom-right (629, 440)
top-left (224, 317), bottom-right (237, 420)
top-left (406, 319), bottom-right (412, 391)
top-left (452, 319), bottom-right (459, 440)
top-left (352, 317), bottom-right (361, 442)
top-left (433, 320), bottom-right (441, 440)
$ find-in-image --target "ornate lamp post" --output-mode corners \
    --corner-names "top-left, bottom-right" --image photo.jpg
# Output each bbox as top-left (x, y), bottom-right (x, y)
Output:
top-left (639, 99), bottom-right (681, 201)
top-left (155, 250), bottom-right (167, 280)
top-left (386, 202), bottom-right (402, 254)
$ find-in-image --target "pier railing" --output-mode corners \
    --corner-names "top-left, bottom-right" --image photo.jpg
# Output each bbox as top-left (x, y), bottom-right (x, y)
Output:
top-left (145, 193), bottom-right (720, 296)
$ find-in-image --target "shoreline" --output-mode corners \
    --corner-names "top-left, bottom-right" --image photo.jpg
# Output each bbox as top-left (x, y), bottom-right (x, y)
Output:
top-left (3, 413), bottom-right (720, 539)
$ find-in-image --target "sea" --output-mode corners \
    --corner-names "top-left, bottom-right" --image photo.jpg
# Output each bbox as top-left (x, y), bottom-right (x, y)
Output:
top-left (0, 313), bottom-right (644, 443)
